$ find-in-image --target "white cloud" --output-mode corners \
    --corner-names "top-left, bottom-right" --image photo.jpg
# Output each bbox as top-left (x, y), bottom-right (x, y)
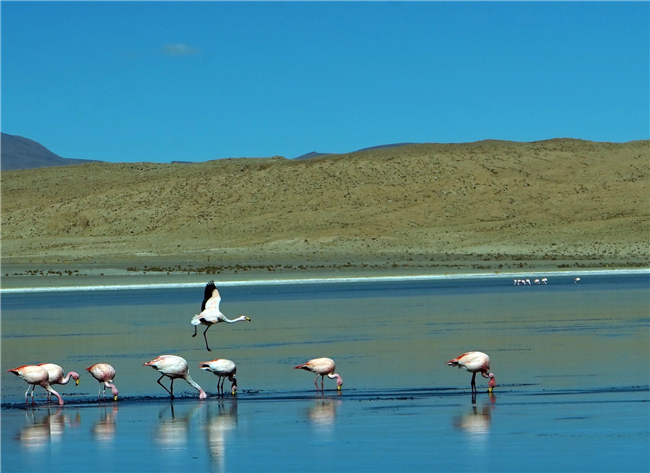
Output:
top-left (162, 43), bottom-right (201, 57)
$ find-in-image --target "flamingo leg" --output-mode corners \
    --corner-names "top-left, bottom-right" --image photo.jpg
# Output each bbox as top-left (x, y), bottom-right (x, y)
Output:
top-left (170, 379), bottom-right (175, 398)
top-left (203, 326), bottom-right (212, 352)
top-left (157, 375), bottom-right (173, 397)
top-left (314, 375), bottom-right (320, 390)
top-left (321, 375), bottom-right (324, 391)
top-left (471, 372), bottom-right (477, 393)
top-left (219, 377), bottom-right (225, 396)
top-left (24, 385), bottom-right (33, 404)
top-left (192, 325), bottom-right (198, 337)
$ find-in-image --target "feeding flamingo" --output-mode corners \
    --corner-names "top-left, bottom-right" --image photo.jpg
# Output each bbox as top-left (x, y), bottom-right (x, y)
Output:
top-left (295, 358), bottom-right (343, 392)
top-left (144, 355), bottom-right (207, 399)
top-left (191, 281), bottom-right (251, 351)
top-left (200, 359), bottom-right (238, 396)
top-left (38, 363), bottom-right (80, 402)
top-left (7, 365), bottom-right (64, 406)
top-left (447, 351), bottom-right (496, 393)
top-left (86, 363), bottom-right (119, 401)
top-left (574, 277), bottom-right (581, 284)
top-left (541, 278), bottom-right (548, 284)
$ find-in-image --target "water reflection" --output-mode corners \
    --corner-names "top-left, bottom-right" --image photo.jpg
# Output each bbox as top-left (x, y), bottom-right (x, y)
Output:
top-left (18, 408), bottom-right (80, 449)
top-left (155, 403), bottom-right (201, 451)
top-left (92, 405), bottom-right (119, 444)
top-left (205, 401), bottom-right (238, 472)
top-left (453, 393), bottom-right (496, 450)
top-left (306, 399), bottom-right (340, 434)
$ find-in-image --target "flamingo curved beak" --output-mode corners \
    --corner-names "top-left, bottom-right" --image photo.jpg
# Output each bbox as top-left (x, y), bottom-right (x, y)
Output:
top-left (75, 379), bottom-right (80, 386)
top-left (113, 395), bottom-right (118, 401)
top-left (245, 317), bottom-right (251, 322)
top-left (488, 387), bottom-right (493, 393)
top-left (337, 385), bottom-right (342, 391)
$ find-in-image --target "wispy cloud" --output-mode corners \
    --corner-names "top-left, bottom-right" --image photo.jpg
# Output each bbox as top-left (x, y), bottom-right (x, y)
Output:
top-left (162, 43), bottom-right (201, 57)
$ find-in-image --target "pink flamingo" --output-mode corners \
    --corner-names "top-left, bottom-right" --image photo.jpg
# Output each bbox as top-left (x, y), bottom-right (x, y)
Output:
top-left (295, 358), bottom-right (343, 392)
top-left (447, 351), bottom-right (496, 393)
top-left (144, 355), bottom-right (207, 399)
top-left (200, 359), bottom-right (238, 396)
top-left (86, 363), bottom-right (119, 401)
top-left (541, 278), bottom-right (548, 284)
top-left (38, 363), bottom-right (80, 402)
top-left (7, 365), bottom-right (64, 406)
top-left (191, 281), bottom-right (252, 351)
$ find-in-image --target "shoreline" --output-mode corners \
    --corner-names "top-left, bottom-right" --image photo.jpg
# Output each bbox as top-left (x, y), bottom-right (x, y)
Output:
top-left (2, 267), bottom-right (647, 293)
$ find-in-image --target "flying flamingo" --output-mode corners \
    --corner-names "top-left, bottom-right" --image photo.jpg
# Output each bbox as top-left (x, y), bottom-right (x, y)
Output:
top-left (7, 365), bottom-right (64, 406)
top-left (295, 358), bottom-right (343, 392)
top-left (191, 281), bottom-right (251, 351)
top-left (200, 359), bottom-right (238, 396)
top-left (38, 363), bottom-right (80, 402)
top-left (447, 351), bottom-right (496, 393)
top-left (144, 355), bottom-right (207, 399)
top-left (86, 363), bottom-right (119, 401)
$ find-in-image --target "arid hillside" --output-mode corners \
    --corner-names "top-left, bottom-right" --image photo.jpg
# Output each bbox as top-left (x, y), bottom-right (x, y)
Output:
top-left (2, 139), bottom-right (648, 271)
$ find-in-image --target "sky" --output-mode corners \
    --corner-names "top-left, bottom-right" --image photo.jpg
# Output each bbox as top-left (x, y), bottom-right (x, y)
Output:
top-left (1, 1), bottom-right (648, 163)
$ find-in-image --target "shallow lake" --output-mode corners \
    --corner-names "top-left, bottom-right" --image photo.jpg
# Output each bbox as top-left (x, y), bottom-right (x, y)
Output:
top-left (2, 272), bottom-right (649, 472)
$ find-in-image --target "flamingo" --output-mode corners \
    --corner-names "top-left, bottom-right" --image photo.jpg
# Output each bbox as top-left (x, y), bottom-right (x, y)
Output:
top-left (7, 365), bottom-right (64, 406)
top-left (541, 278), bottom-right (548, 284)
top-left (574, 277), bottom-right (581, 284)
top-left (200, 359), bottom-right (238, 396)
top-left (38, 363), bottom-right (80, 402)
top-left (191, 281), bottom-right (251, 351)
top-left (294, 358), bottom-right (343, 391)
top-left (144, 355), bottom-right (207, 399)
top-left (86, 363), bottom-right (119, 401)
top-left (534, 279), bottom-right (540, 285)
top-left (447, 351), bottom-right (496, 393)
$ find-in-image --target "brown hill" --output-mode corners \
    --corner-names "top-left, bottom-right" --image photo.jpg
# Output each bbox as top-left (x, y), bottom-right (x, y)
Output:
top-left (2, 139), bottom-right (648, 272)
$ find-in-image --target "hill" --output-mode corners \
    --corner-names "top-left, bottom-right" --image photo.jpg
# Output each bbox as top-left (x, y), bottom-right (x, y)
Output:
top-left (1, 139), bottom-right (648, 273)
top-left (1, 133), bottom-right (98, 171)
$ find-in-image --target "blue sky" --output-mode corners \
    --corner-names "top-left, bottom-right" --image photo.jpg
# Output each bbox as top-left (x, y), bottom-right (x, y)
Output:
top-left (2, 1), bottom-right (648, 163)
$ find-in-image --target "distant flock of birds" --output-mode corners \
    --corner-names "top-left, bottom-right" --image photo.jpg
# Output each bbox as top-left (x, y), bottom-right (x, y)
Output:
top-left (514, 277), bottom-right (580, 285)
top-left (8, 280), bottom-right (498, 406)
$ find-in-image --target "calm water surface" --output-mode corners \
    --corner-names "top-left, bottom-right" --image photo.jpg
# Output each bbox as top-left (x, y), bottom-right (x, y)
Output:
top-left (2, 273), bottom-right (649, 472)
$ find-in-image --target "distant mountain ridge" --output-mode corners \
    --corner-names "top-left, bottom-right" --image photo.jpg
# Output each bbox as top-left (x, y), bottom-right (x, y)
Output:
top-left (1, 133), bottom-right (98, 171)
top-left (294, 143), bottom-right (416, 160)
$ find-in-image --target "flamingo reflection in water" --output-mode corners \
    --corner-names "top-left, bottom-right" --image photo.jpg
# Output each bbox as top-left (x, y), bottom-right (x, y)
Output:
top-left (155, 403), bottom-right (202, 450)
top-left (307, 399), bottom-right (340, 434)
top-left (19, 408), bottom-right (80, 449)
top-left (453, 393), bottom-right (496, 450)
top-left (206, 401), bottom-right (238, 472)
top-left (93, 405), bottom-right (119, 443)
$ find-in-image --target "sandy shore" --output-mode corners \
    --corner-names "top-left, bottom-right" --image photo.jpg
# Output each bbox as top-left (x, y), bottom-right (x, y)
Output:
top-left (2, 256), bottom-right (646, 290)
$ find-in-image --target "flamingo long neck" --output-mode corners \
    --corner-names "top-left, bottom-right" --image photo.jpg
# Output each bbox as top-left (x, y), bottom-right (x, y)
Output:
top-left (327, 373), bottom-right (343, 387)
top-left (45, 384), bottom-right (64, 406)
top-left (185, 375), bottom-right (207, 399)
top-left (105, 382), bottom-right (119, 399)
top-left (224, 315), bottom-right (247, 323)
top-left (62, 372), bottom-right (78, 385)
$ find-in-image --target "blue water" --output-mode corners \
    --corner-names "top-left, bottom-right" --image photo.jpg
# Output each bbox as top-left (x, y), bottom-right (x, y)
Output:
top-left (2, 272), bottom-right (649, 472)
